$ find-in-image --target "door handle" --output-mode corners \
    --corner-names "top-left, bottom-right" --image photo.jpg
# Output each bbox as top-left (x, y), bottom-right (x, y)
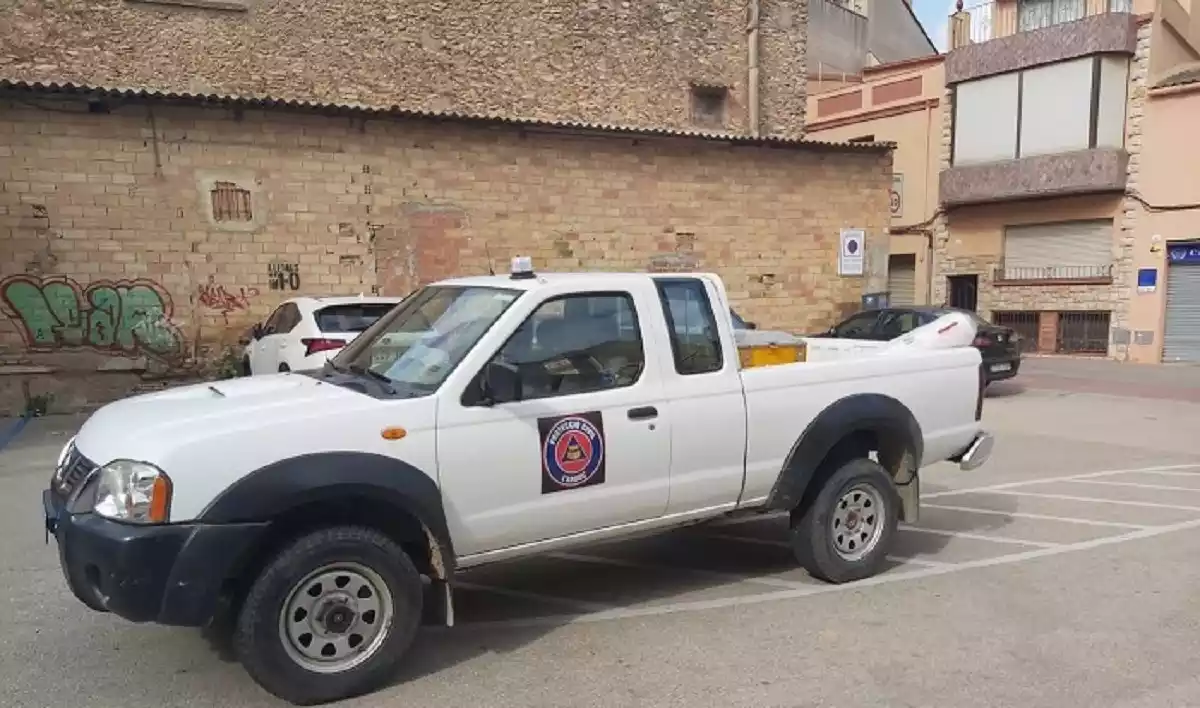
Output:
top-left (627, 406), bottom-right (658, 421)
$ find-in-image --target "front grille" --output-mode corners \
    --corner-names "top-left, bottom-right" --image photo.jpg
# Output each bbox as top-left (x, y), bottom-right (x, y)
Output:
top-left (54, 444), bottom-right (96, 497)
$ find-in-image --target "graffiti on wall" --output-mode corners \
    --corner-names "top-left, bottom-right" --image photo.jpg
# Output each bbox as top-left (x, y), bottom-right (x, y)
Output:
top-left (0, 275), bottom-right (184, 359)
top-left (197, 283), bottom-right (259, 323)
top-left (268, 262), bottom-right (300, 291)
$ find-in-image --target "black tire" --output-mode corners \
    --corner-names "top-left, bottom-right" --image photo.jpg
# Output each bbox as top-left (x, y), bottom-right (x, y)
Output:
top-left (234, 526), bottom-right (423, 705)
top-left (242, 356), bottom-right (252, 377)
top-left (279, 363), bottom-right (291, 373)
top-left (790, 458), bottom-right (900, 584)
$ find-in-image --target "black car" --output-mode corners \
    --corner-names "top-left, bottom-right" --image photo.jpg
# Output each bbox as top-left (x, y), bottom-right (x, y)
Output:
top-left (816, 306), bottom-right (1022, 383)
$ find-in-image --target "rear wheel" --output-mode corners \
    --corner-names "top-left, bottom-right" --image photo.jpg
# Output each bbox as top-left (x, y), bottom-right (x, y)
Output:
top-left (234, 526), bottom-right (423, 705)
top-left (790, 458), bottom-right (899, 584)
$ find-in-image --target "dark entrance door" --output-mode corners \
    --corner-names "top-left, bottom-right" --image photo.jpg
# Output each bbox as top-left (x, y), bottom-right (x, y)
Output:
top-left (947, 274), bottom-right (978, 311)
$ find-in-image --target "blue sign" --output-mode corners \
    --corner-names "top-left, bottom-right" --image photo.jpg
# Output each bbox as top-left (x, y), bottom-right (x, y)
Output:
top-left (1137, 267), bottom-right (1157, 292)
top-left (1167, 243), bottom-right (1200, 265)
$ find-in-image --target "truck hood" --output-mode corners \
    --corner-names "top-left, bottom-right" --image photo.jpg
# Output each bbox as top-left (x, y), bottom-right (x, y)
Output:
top-left (74, 373), bottom-right (371, 466)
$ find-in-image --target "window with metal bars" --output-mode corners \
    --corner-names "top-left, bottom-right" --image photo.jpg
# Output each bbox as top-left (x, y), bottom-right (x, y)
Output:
top-left (993, 311), bottom-right (1040, 352)
top-left (1056, 311), bottom-right (1110, 354)
top-left (211, 181), bottom-right (253, 222)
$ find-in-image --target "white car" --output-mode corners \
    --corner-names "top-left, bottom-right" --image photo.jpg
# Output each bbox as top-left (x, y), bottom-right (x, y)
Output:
top-left (242, 296), bottom-right (403, 375)
top-left (43, 262), bottom-right (992, 705)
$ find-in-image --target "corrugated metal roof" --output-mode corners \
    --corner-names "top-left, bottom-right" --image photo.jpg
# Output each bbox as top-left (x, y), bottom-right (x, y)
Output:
top-left (0, 79), bottom-right (896, 153)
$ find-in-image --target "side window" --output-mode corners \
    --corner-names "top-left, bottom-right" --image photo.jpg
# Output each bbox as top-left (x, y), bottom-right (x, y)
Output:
top-left (277, 304), bottom-right (302, 334)
top-left (877, 311), bottom-right (919, 340)
top-left (833, 311), bottom-right (881, 338)
top-left (487, 292), bottom-right (645, 403)
top-left (656, 278), bottom-right (723, 375)
top-left (262, 305), bottom-right (287, 334)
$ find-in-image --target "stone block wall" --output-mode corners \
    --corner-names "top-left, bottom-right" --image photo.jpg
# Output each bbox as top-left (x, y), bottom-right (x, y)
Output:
top-left (0, 95), bottom-right (891, 414)
top-left (0, 0), bottom-right (809, 139)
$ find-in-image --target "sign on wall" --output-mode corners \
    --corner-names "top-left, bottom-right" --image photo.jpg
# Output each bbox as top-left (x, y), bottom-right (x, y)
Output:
top-left (1167, 243), bottom-right (1200, 265)
top-left (838, 228), bottom-right (865, 277)
top-left (890, 174), bottom-right (903, 218)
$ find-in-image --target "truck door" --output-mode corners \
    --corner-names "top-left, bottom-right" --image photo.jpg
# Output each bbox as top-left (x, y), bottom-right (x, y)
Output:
top-left (436, 287), bottom-right (672, 557)
top-left (652, 277), bottom-right (749, 514)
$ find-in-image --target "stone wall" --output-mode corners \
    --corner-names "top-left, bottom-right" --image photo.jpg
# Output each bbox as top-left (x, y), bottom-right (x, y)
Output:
top-left (0, 0), bottom-right (809, 139)
top-left (0, 95), bottom-right (891, 414)
top-left (1111, 21), bottom-right (1153, 358)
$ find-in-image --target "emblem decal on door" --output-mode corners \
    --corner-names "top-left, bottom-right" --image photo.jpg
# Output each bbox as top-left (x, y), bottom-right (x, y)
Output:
top-left (539, 411), bottom-right (606, 494)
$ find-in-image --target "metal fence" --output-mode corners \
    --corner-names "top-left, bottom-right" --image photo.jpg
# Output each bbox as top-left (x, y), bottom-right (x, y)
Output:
top-left (951, 0), bottom-right (1131, 49)
top-left (993, 264), bottom-right (1113, 282)
top-left (1056, 311), bottom-right (1111, 354)
top-left (992, 311), bottom-right (1040, 352)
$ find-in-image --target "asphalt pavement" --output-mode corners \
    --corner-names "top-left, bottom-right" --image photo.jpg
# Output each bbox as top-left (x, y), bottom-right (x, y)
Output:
top-left (3, 358), bottom-right (1200, 708)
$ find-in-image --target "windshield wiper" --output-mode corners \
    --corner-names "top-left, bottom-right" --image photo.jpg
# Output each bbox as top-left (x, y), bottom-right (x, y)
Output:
top-left (347, 363), bottom-right (397, 394)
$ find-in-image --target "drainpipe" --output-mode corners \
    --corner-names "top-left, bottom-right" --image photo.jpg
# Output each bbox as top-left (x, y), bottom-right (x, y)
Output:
top-left (747, 0), bottom-right (761, 137)
top-left (923, 100), bottom-right (935, 304)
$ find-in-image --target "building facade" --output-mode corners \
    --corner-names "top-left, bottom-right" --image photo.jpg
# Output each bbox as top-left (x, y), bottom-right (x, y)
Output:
top-left (0, 0), bottom-right (896, 413)
top-left (805, 56), bottom-right (945, 306)
top-left (809, 0), bottom-right (1200, 362)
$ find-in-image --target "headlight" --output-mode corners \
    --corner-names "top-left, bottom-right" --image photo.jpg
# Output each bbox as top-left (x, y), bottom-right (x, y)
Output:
top-left (93, 460), bottom-right (172, 524)
top-left (55, 436), bottom-right (75, 472)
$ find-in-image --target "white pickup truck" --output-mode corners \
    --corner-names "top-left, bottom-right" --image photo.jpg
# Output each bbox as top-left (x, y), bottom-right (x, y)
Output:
top-left (43, 262), bottom-right (992, 705)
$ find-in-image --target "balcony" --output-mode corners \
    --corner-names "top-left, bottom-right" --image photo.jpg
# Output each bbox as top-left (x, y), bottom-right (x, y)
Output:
top-left (946, 0), bottom-right (1137, 84)
top-left (993, 263), bottom-right (1114, 285)
top-left (941, 50), bottom-right (1131, 205)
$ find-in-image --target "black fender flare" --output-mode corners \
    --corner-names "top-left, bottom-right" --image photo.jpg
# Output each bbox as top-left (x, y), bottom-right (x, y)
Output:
top-left (199, 451), bottom-right (455, 577)
top-left (765, 393), bottom-right (923, 512)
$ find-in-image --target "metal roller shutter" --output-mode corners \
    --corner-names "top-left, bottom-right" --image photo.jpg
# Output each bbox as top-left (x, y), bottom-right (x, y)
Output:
top-left (888, 254), bottom-right (916, 306)
top-left (1163, 262), bottom-right (1200, 363)
top-left (1002, 220), bottom-right (1113, 279)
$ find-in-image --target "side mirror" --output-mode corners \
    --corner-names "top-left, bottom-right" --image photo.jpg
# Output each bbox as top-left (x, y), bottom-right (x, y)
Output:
top-left (746, 321), bottom-right (759, 330)
top-left (250, 323), bottom-right (265, 340)
top-left (477, 361), bottom-right (522, 407)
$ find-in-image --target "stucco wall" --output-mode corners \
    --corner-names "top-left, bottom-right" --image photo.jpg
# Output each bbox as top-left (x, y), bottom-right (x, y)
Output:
top-left (1126, 85), bottom-right (1200, 362)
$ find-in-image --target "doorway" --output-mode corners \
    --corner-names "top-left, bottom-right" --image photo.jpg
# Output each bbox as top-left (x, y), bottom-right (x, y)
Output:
top-left (947, 274), bottom-right (978, 311)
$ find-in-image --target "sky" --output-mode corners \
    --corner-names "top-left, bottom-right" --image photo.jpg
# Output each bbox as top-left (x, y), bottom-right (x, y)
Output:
top-left (912, 0), bottom-right (958, 52)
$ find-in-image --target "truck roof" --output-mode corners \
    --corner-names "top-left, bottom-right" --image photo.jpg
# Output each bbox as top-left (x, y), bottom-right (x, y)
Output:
top-left (437, 271), bottom-right (721, 292)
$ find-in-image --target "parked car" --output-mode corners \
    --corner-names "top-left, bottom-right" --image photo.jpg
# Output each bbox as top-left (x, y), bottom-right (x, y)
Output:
top-left (815, 306), bottom-right (1021, 383)
top-left (242, 296), bottom-right (404, 375)
top-left (43, 263), bottom-right (992, 704)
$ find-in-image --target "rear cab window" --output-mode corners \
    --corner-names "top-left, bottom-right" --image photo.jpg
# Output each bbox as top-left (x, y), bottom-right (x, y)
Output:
top-left (655, 278), bottom-right (724, 375)
top-left (315, 303), bottom-right (398, 333)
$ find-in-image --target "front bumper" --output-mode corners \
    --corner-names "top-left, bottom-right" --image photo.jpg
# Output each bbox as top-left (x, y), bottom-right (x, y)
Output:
top-left (44, 489), bottom-right (267, 626)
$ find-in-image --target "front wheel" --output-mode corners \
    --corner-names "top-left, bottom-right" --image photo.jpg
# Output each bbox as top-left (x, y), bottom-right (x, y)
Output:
top-left (790, 458), bottom-right (900, 584)
top-left (234, 526), bottom-right (423, 705)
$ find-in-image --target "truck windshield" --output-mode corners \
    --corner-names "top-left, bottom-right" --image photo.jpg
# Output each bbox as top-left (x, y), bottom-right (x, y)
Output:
top-left (331, 285), bottom-right (522, 393)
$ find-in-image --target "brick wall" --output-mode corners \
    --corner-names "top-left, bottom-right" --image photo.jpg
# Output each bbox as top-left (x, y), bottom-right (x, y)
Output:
top-left (0, 96), bottom-right (891, 414)
top-left (0, 0), bottom-right (809, 139)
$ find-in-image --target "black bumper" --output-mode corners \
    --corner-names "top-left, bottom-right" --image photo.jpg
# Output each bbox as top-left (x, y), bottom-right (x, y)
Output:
top-left (982, 356), bottom-right (1021, 383)
top-left (45, 489), bottom-right (268, 627)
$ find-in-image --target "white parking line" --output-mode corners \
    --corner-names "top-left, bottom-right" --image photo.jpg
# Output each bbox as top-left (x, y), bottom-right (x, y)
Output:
top-left (922, 503), bottom-right (1150, 530)
top-left (897, 525), bottom-right (1061, 548)
top-left (1064, 479), bottom-right (1200, 494)
top-left (454, 581), bottom-right (613, 613)
top-left (924, 463), bottom-right (1200, 499)
top-left (451, 515), bottom-right (1200, 629)
top-left (1123, 470), bottom-right (1200, 478)
top-left (984, 490), bottom-right (1200, 512)
top-left (547, 551), bottom-right (820, 590)
top-left (697, 530), bottom-right (956, 568)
